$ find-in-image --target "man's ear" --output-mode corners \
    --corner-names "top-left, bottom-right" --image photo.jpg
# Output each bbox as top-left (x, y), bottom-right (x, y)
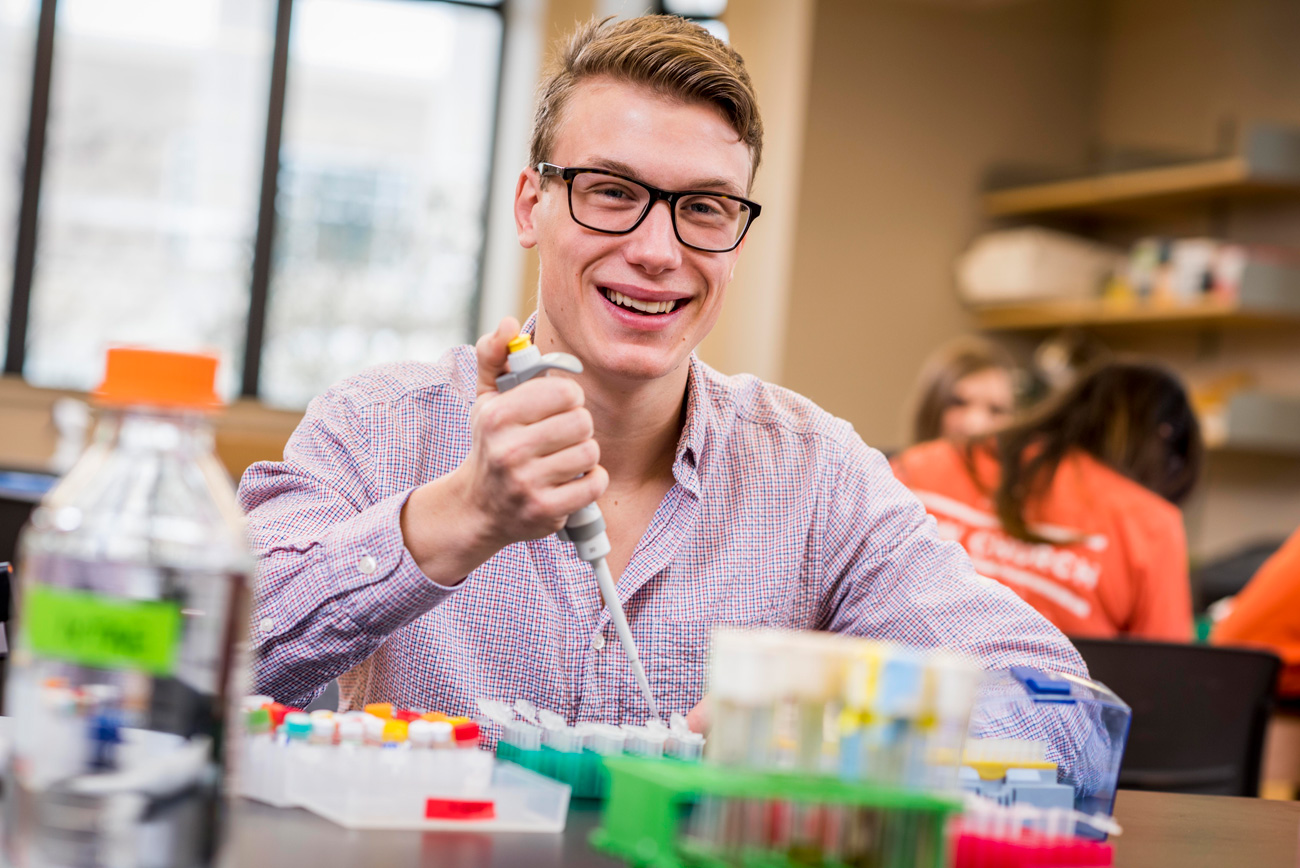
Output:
top-left (514, 167), bottom-right (541, 249)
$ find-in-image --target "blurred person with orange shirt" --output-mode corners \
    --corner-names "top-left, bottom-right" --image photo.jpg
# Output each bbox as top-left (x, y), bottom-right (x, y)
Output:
top-left (1212, 527), bottom-right (1300, 698)
top-left (893, 361), bottom-right (1202, 641)
top-left (908, 336), bottom-right (1018, 445)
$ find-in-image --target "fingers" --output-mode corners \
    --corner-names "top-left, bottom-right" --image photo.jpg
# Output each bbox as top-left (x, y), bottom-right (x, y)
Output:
top-left (477, 376), bottom-right (585, 430)
top-left (476, 315), bottom-right (522, 397)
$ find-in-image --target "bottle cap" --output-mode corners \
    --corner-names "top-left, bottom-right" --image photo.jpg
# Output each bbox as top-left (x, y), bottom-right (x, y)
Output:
top-left (382, 719), bottom-right (409, 743)
top-left (393, 709), bottom-right (421, 723)
top-left (363, 714), bottom-right (387, 742)
top-left (94, 347), bottom-right (222, 410)
top-left (408, 719), bottom-right (435, 747)
top-left (364, 702), bottom-right (394, 719)
top-left (422, 711), bottom-right (450, 723)
top-left (453, 721), bottom-right (480, 744)
top-left (267, 703), bottom-right (292, 729)
top-left (284, 712), bottom-right (312, 740)
top-left (507, 334), bottom-right (532, 353)
top-left (429, 721), bottom-right (453, 745)
top-left (246, 707), bottom-right (272, 734)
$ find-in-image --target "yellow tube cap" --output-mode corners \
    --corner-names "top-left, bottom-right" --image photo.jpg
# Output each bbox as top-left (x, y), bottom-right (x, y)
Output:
top-left (507, 334), bottom-right (532, 354)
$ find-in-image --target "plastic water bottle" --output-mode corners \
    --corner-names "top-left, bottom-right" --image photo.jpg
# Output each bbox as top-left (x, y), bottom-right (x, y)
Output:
top-left (4, 349), bottom-right (252, 868)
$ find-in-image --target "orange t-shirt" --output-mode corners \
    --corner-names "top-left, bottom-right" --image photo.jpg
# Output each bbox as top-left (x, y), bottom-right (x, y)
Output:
top-left (891, 441), bottom-right (1192, 641)
top-left (1212, 528), bottom-right (1300, 697)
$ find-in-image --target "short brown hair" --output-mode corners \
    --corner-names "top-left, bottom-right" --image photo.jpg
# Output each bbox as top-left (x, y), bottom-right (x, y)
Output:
top-left (910, 336), bottom-right (1018, 444)
top-left (529, 15), bottom-right (763, 183)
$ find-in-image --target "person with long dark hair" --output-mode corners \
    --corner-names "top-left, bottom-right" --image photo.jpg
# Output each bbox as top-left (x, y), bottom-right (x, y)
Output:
top-left (893, 360), bottom-right (1203, 640)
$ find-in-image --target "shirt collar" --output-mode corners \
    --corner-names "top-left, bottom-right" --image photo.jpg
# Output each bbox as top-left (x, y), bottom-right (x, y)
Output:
top-left (514, 312), bottom-right (709, 497)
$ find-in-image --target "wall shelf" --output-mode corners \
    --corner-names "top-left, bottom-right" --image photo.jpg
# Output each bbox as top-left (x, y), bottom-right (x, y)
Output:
top-left (971, 260), bottom-right (1300, 331)
top-left (1203, 393), bottom-right (1300, 457)
top-left (983, 125), bottom-right (1300, 217)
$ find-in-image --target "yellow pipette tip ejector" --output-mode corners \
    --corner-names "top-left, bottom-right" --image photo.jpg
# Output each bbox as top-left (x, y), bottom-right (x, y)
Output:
top-left (507, 334), bottom-right (533, 354)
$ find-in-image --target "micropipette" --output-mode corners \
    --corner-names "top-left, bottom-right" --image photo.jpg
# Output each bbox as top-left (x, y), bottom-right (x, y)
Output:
top-left (496, 334), bottom-right (661, 721)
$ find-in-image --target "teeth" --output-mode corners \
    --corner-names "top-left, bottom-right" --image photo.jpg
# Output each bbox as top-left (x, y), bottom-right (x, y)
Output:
top-left (604, 289), bottom-right (677, 314)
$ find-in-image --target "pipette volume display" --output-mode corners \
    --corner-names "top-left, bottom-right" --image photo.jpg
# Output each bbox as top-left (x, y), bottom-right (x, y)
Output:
top-left (496, 333), bottom-right (660, 721)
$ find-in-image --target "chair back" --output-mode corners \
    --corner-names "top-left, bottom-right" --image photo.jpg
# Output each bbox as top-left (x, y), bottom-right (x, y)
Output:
top-left (1071, 637), bottom-right (1280, 796)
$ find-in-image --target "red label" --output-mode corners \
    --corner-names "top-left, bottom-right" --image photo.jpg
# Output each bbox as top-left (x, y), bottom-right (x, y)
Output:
top-left (425, 798), bottom-right (496, 821)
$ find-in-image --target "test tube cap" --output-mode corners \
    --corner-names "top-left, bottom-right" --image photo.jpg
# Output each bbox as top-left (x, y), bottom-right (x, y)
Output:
top-left (284, 712), bottom-right (312, 740)
top-left (453, 721), bottom-right (480, 745)
top-left (311, 716), bottom-right (336, 741)
top-left (363, 714), bottom-right (387, 742)
top-left (246, 707), bottom-right (272, 734)
top-left (408, 719), bottom-right (436, 747)
top-left (364, 702), bottom-right (394, 719)
top-left (429, 720), bottom-right (454, 745)
top-left (382, 719), bottom-right (409, 743)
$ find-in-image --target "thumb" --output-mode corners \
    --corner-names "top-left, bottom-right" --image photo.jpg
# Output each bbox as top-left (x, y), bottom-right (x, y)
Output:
top-left (475, 316), bottom-right (522, 398)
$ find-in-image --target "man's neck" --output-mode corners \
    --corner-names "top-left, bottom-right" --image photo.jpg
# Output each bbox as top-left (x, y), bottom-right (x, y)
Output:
top-left (531, 318), bottom-right (688, 490)
top-left (583, 367), bottom-right (687, 488)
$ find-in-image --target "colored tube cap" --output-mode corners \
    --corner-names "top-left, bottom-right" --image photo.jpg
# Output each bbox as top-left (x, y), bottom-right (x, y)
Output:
top-left (507, 335), bottom-right (532, 354)
top-left (246, 707), bottom-right (272, 734)
top-left (393, 709), bottom-right (421, 723)
top-left (365, 702), bottom-right (394, 719)
top-left (94, 347), bottom-right (222, 411)
top-left (421, 712), bottom-right (450, 722)
top-left (453, 721), bottom-right (480, 743)
top-left (382, 719), bottom-right (409, 743)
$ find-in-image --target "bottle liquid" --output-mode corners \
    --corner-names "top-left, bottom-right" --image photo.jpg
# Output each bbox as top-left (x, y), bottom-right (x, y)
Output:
top-left (4, 348), bottom-right (252, 868)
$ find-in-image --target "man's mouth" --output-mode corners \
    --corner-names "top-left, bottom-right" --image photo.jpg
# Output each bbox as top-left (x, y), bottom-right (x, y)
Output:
top-left (600, 287), bottom-right (682, 315)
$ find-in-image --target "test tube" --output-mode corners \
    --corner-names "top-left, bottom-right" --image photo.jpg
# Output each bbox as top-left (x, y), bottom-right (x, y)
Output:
top-left (338, 715), bottom-right (365, 747)
top-left (245, 707), bottom-right (272, 737)
top-left (453, 721), bottom-right (480, 749)
top-left (621, 725), bottom-right (667, 758)
top-left (666, 730), bottom-right (706, 761)
top-left (283, 712), bottom-right (312, 744)
top-left (363, 714), bottom-right (386, 747)
top-left (583, 723), bottom-right (626, 757)
top-left (381, 719), bottom-right (409, 747)
top-left (408, 719), bottom-right (435, 749)
top-left (428, 720), bottom-right (453, 749)
top-left (310, 715), bottom-right (336, 746)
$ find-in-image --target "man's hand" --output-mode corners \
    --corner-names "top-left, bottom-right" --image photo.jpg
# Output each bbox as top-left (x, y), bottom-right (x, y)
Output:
top-left (685, 695), bottom-right (710, 734)
top-left (401, 317), bottom-right (608, 586)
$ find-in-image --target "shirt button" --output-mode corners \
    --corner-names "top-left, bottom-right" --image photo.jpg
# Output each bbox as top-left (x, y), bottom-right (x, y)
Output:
top-left (259, 617), bottom-right (275, 634)
top-left (357, 555), bottom-right (378, 575)
top-left (591, 632), bottom-right (606, 651)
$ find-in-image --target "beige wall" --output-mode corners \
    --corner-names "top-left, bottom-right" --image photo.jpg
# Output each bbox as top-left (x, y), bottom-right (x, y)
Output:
top-left (781, 0), bottom-right (1102, 449)
top-left (1090, 0), bottom-right (1300, 558)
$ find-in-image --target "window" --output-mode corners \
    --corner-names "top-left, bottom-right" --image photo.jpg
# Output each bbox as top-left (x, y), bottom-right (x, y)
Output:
top-left (3, 0), bottom-right (505, 406)
top-left (260, 0), bottom-right (502, 407)
top-left (0, 0), bottom-right (38, 342)
top-left (24, 0), bottom-right (274, 397)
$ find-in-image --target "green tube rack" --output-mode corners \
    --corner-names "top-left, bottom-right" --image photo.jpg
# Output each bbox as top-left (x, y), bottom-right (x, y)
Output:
top-left (590, 757), bottom-right (962, 868)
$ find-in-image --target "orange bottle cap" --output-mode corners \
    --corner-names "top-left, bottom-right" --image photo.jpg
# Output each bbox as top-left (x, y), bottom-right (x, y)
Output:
top-left (364, 702), bottom-right (394, 720)
top-left (94, 347), bottom-right (222, 411)
top-left (421, 712), bottom-right (450, 722)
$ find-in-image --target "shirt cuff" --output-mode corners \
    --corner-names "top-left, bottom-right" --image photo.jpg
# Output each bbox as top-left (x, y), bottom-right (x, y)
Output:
top-left (325, 487), bottom-right (464, 636)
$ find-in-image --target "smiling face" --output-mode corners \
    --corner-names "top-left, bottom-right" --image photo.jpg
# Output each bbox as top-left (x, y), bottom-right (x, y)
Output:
top-left (514, 78), bottom-right (753, 386)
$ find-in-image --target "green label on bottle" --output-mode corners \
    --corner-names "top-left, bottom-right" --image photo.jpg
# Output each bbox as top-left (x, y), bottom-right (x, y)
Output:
top-left (21, 586), bottom-right (181, 675)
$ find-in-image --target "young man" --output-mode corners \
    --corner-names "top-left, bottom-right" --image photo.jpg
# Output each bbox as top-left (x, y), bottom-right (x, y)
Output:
top-left (241, 16), bottom-right (1085, 725)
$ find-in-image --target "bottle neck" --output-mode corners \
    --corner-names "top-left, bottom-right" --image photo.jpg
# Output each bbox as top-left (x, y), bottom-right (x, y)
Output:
top-left (95, 407), bottom-right (216, 456)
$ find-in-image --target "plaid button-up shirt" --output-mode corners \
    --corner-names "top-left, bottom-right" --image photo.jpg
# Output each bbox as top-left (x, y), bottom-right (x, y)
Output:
top-left (240, 342), bottom-right (1086, 727)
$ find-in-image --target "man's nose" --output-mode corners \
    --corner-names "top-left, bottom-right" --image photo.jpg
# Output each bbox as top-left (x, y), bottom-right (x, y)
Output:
top-left (622, 200), bottom-right (682, 274)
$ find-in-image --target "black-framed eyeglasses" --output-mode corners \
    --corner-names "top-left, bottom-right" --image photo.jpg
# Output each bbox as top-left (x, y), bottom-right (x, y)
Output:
top-left (537, 163), bottom-right (761, 253)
